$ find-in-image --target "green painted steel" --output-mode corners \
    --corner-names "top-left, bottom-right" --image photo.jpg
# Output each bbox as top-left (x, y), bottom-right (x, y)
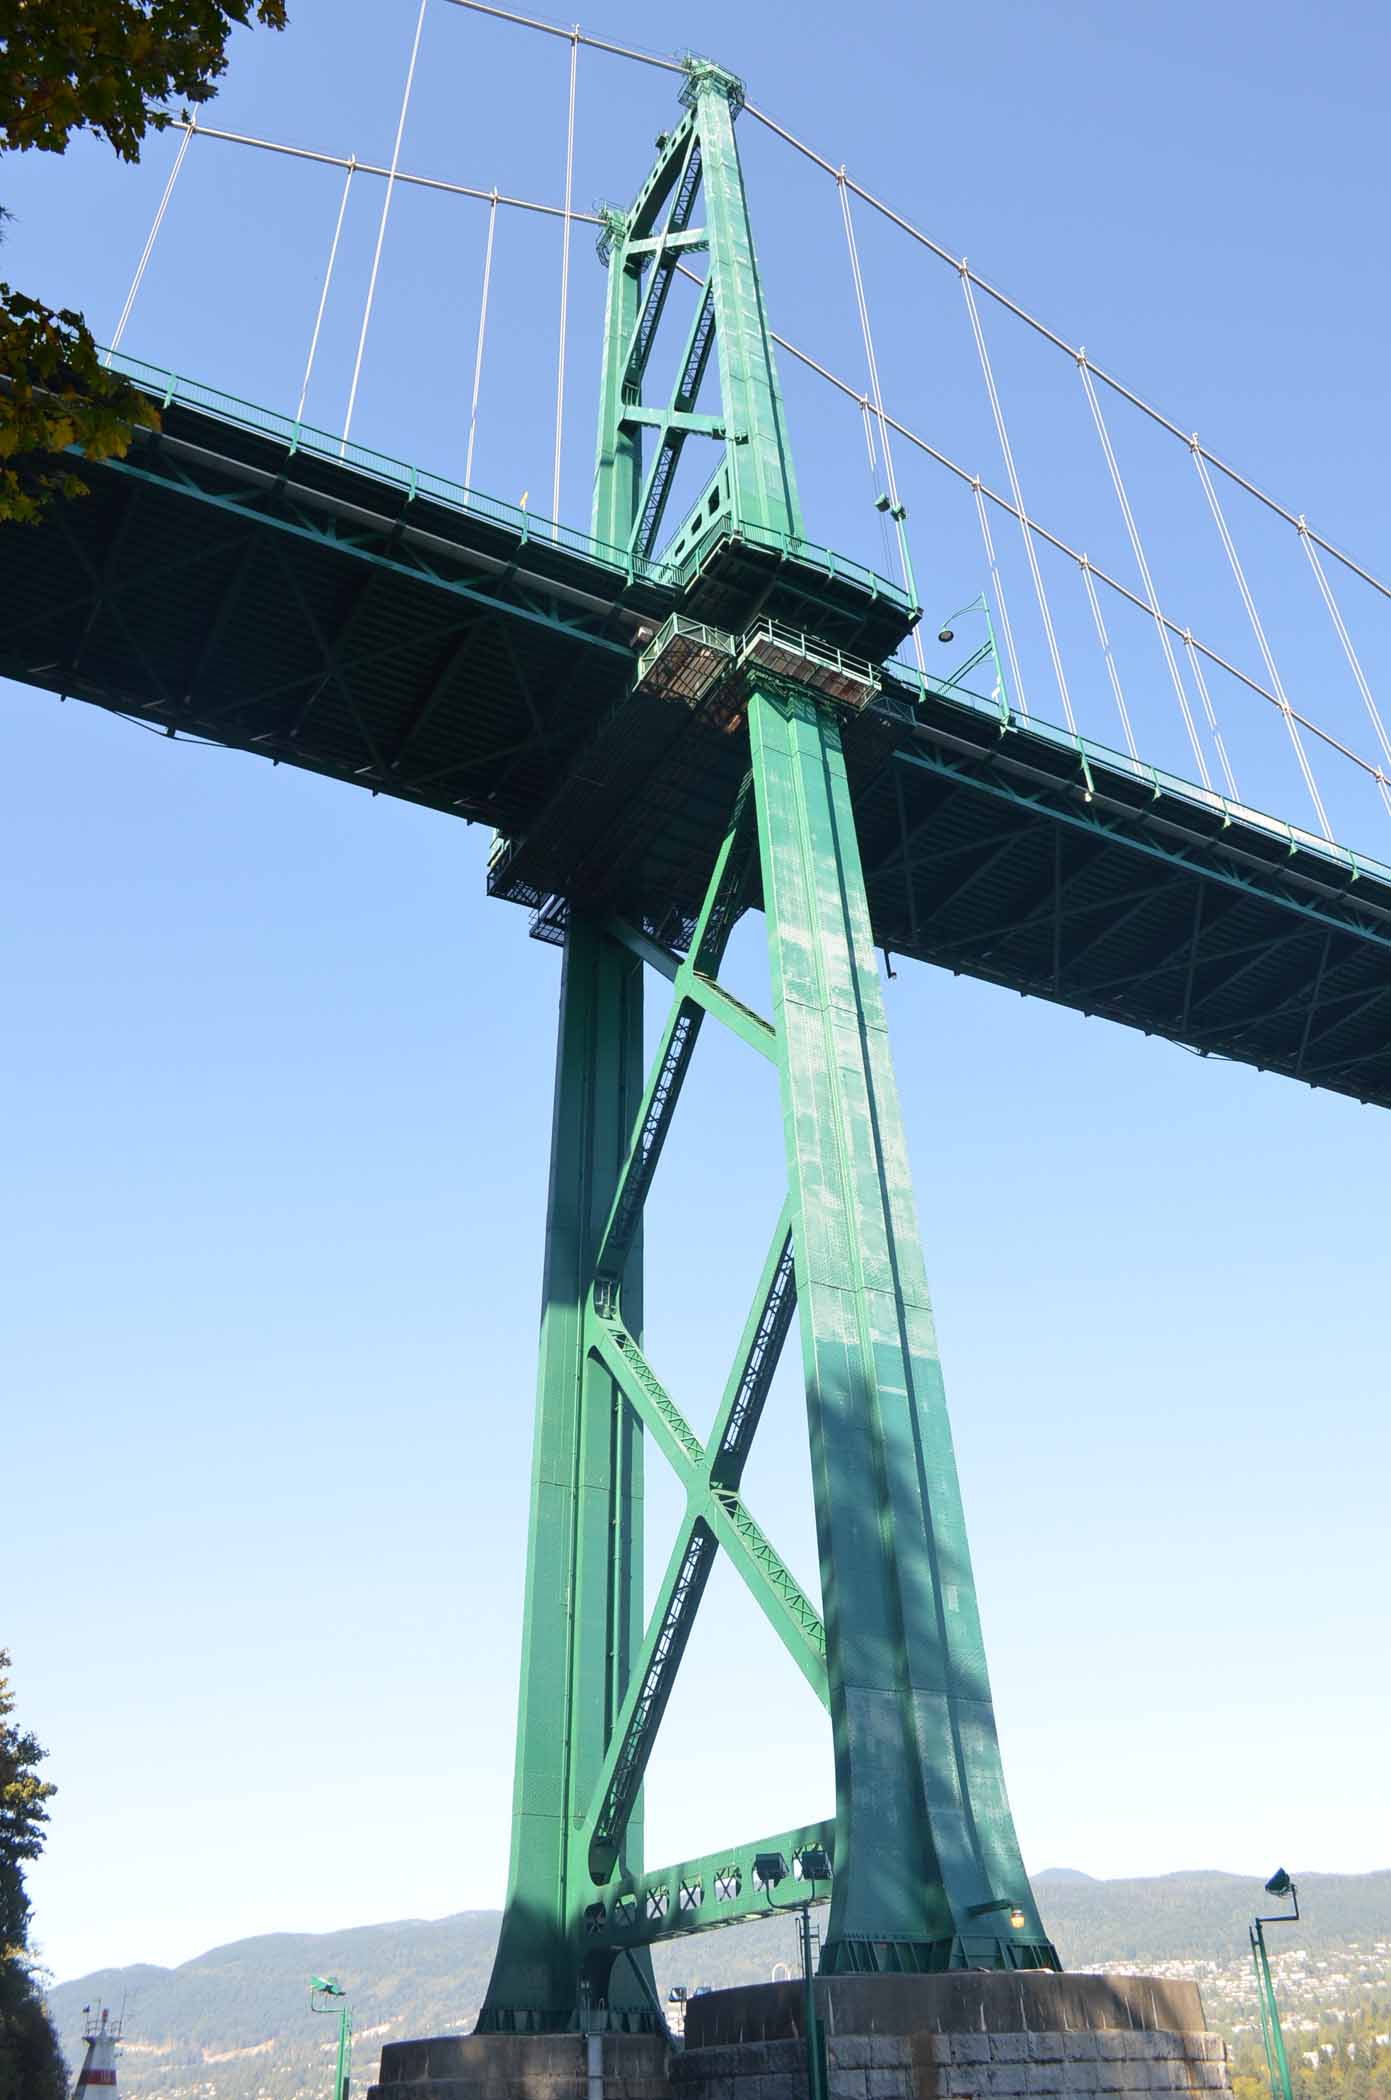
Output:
top-left (746, 679), bottom-right (1054, 1975)
top-left (599, 1821), bottom-right (837, 1947)
top-left (591, 56), bottom-right (802, 562)
top-left (482, 54), bottom-right (1056, 2032)
top-left (1, 37), bottom-right (1381, 2043)
top-left (1252, 1920), bottom-right (1294, 2100)
top-left (1250, 1876), bottom-right (1299, 2100)
top-left (478, 919), bottom-right (654, 2033)
top-left (483, 674), bottom-right (1056, 2020)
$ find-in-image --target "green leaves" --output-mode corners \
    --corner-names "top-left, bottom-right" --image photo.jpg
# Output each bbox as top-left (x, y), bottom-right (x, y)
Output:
top-left (0, 0), bottom-right (288, 521)
top-left (0, 286), bottom-right (158, 523)
top-left (0, 1), bottom-right (287, 161)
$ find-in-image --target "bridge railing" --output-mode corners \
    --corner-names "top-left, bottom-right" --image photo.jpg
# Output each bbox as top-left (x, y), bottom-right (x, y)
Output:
top-left (884, 657), bottom-right (1391, 893)
top-left (104, 350), bottom-right (668, 587)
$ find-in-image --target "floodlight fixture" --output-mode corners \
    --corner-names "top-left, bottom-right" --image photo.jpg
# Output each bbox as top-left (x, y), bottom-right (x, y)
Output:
top-left (754, 1850), bottom-right (789, 1889)
top-left (966, 1896), bottom-right (1022, 1919)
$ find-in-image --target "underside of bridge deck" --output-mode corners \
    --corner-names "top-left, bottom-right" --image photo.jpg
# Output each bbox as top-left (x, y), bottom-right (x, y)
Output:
top-left (2, 386), bottom-right (1388, 1109)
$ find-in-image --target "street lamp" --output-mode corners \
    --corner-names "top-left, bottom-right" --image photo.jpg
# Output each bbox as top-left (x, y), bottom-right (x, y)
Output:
top-left (310, 1976), bottom-right (352, 2100)
top-left (1250, 1871), bottom-right (1299, 2100)
top-left (935, 594), bottom-right (1010, 720)
top-left (759, 1848), bottom-right (833, 2100)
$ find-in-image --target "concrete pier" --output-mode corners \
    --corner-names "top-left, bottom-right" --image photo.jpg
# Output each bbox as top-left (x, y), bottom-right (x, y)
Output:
top-left (366, 1973), bottom-right (1232, 2100)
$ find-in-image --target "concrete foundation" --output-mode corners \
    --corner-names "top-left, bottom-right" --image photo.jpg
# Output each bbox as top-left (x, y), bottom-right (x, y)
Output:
top-left (366, 2032), bottom-right (670, 2100)
top-left (678, 1976), bottom-right (1231, 2100)
top-left (367, 1975), bottom-right (1232, 2100)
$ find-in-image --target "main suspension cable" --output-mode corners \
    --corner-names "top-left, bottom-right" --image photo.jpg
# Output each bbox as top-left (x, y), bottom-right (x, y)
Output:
top-left (754, 301), bottom-right (1384, 791)
top-left (425, 0), bottom-right (1391, 625)
top-left (437, 0), bottom-right (681, 73)
top-left (341, 0), bottom-right (429, 455)
top-left (107, 119), bottom-right (194, 361)
top-left (739, 96), bottom-right (1391, 626)
top-left (153, 117), bottom-right (1391, 810)
top-left (172, 118), bottom-right (599, 222)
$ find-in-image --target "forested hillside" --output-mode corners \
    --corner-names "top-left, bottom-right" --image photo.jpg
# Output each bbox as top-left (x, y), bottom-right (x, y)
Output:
top-left (44, 1870), bottom-right (1390, 2100)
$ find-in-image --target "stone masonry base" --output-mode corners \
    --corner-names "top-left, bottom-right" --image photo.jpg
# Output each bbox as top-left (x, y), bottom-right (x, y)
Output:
top-left (368, 1974), bottom-right (1232, 2100)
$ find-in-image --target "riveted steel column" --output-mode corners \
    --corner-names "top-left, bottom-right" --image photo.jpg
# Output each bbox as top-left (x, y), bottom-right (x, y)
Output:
top-left (748, 681), bottom-right (1055, 1974)
top-left (479, 915), bottom-right (652, 2031)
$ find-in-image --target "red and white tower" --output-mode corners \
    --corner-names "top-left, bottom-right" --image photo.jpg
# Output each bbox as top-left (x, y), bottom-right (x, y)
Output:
top-left (72, 2007), bottom-right (121, 2097)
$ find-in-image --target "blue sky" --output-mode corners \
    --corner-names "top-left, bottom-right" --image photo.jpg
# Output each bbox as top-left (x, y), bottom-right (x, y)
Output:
top-left (2, 0), bottom-right (1388, 1993)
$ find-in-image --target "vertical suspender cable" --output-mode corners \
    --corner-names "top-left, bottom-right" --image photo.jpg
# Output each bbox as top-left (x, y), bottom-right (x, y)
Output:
top-left (960, 266), bottom-right (1076, 733)
top-left (551, 26), bottom-right (579, 536)
top-left (859, 399), bottom-right (897, 579)
top-left (106, 119), bottom-right (194, 362)
top-left (341, 0), bottom-right (428, 456)
top-left (296, 155), bottom-right (356, 425)
top-left (973, 478), bottom-right (1029, 718)
top-left (1299, 521), bottom-right (1391, 818)
top-left (1076, 354), bottom-right (1210, 786)
top-left (1189, 442), bottom-right (1331, 838)
top-left (837, 173), bottom-right (925, 671)
top-left (1180, 628), bottom-right (1239, 800)
top-left (465, 189), bottom-right (499, 498)
top-left (1078, 555), bottom-right (1138, 762)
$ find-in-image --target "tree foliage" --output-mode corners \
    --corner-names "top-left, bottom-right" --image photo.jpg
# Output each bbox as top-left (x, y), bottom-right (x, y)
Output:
top-left (0, 278), bottom-right (158, 522)
top-left (0, 0), bottom-right (288, 162)
top-left (0, 1650), bottom-right (65, 2100)
top-left (0, 0), bottom-right (287, 523)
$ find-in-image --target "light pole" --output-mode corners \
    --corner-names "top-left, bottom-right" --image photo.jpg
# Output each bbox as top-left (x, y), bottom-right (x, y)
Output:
top-left (935, 593), bottom-right (1010, 720)
top-left (755, 1847), bottom-right (832, 2100)
top-left (1250, 1871), bottom-right (1298, 2100)
top-left (310, 1975), bottom-right (352, 2100)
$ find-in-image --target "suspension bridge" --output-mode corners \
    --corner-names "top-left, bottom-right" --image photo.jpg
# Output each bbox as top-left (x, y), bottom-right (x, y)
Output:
top-left (3, 0), bottom-right (1388, 2048)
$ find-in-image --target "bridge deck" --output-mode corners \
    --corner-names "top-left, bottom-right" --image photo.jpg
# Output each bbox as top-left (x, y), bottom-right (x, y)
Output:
top-left (3, 364), bottom-right (1387, 1108)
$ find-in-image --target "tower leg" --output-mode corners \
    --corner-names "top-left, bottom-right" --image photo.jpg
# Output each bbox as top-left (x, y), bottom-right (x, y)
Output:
top-left (478, 915), bottom-right (654, 2031)
top-left (748, 682), bottom-right (1055, 1973)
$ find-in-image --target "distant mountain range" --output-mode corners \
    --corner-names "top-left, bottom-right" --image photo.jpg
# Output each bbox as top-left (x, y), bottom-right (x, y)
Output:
top-left (1031, 1868), bottom-right (1389, 1966)
top-left (46, 1870), bottom-right (1390, 2100)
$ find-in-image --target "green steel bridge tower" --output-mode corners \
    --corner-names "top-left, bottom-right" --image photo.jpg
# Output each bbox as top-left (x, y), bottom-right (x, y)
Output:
top-left (477, 57), bottom-right (1056, 2033)
top-left (10, 35), bottom-right (1388, 2058)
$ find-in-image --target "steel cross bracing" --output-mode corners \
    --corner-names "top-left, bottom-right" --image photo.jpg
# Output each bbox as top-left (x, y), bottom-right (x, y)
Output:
top-left (592, 58), bottom-right (802, 564)
top-left (479, 61), bottom-right (1054, 2035)
top-left (479, 650), bottom-right (1059, 2034)
top-left (6, 29), bottom-right (1391, 2042)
